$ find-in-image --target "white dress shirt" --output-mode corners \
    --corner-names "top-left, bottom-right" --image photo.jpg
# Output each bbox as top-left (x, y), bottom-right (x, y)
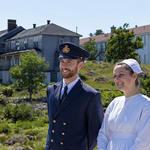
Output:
top-left (60, 76), bottom-right (80, 99)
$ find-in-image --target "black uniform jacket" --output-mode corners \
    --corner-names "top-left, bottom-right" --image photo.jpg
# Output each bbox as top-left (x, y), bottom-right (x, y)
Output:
top-left (45, 79), bottom-right (104, 150)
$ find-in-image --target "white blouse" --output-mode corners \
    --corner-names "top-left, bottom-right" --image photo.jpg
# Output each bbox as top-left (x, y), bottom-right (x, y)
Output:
top-left (97, 94), bottom-right (150, 150)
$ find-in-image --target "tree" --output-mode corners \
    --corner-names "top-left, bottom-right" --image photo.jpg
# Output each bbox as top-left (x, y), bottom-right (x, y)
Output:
top-left (95, 29), bottom-right (104, 35)
top-left (89, 33), bottom-right (94, 37)
top-left (10, 52), bottom-right (49, 101)
top-left (82, 38), bottom-right (97, 60)
top-left (89, 29), bottom-right (104, 37)
top-left (105, 23), bottom-right (144, 63)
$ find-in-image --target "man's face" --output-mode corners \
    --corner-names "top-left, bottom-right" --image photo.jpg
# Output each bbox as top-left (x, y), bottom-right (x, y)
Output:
top-left (60, 58), bottom-right (81, 79)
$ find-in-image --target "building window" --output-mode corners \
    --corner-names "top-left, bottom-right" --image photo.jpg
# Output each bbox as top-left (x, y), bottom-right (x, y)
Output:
top-left (139, 55), bottom-right (141, 61)
top-left (144, 36), bottom-right (146, 45)
top-left (59, 38), bottom-right (64, 45)
top-left (15, 57), bottom-right (19, 65)
top-left (101, 44), bottom-right (103, 52)
top-left (7, 57), bottom-right (11, 67)
top-left (24, 38), bottom-right (28, 49)
top-left (8, 42), bottom-right (11, 51)
top-left (16, 41), bottom-right (20, 50)
top-left (70, 37), bottom-right (74, 43)
top-left (0, 58), bottom-right (2, 66)
top-left (144, 54), bottom-right (146, 64)
top-left (0, 58), bottom-right (4, 66)
top-left (34, 37), bottom-right (38, 48)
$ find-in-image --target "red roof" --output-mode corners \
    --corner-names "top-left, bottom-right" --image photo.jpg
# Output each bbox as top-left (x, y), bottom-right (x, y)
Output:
top-left (80, 24), bottom-right (150, 45)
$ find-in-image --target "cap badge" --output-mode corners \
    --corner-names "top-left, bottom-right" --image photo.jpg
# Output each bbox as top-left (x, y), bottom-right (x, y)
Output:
top-left (63, 45), bottom-right (70, 53)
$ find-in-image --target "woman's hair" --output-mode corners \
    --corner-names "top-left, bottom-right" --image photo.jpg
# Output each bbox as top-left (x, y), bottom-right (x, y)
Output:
top-left (115, 62), bottom-right (139, 86)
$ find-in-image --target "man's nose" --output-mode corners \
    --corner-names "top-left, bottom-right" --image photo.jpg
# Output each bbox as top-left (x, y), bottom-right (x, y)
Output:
top-left (61, 63), bottom-right (67, 68)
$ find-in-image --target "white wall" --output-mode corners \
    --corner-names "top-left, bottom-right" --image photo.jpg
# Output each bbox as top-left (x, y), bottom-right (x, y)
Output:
top-left (136, 33), bottom-right (150, 64)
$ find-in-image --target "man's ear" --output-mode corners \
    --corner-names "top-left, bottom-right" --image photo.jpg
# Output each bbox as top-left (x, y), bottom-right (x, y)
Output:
top-left (78, 62), bottom-right (84, 70)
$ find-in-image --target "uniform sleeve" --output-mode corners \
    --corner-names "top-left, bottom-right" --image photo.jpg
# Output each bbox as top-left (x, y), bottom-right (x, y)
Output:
top-left (97, 104), bottom-right (113, 150)
top-left (129, 101), bottom-right (150, 150)
top-left (86, 92), bottom-right (104, 150)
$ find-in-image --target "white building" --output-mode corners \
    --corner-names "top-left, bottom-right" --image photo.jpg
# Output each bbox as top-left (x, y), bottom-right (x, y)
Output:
top-left (80, 24), bottom-right (150, 64)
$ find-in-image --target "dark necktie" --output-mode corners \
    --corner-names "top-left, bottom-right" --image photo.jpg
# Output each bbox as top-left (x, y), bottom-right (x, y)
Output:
top-left (60, 86), bottom-right (68, 104)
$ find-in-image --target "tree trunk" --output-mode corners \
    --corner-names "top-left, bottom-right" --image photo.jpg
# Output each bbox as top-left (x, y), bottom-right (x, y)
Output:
top-left (29, 88), bottom-right (33, 101)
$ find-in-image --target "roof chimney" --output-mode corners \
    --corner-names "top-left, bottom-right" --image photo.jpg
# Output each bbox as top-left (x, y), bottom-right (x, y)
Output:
top-left (33, 24), bottom-right (36, 28)
top-left (135, 25), bottom-right (137, 27)
top-left (47, 20), bottom-right (50, 25)
top-left (8, 19), bottom-right (17, 31)
top-left (111, 25), bottom-right (116, 33)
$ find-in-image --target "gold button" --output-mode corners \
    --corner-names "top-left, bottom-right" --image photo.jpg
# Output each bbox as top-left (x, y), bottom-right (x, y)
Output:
top-left (60, 142), bottom-right (63, 145)
top-left (53, 120), bottom-right (56, 123)
top-left (62, 132), bottom-right (65, 135)
top-left (52, 130), bottom-right (55, 133)
top-left (63, 123), bottom-right (66, 125)
top-left (51, 139), bottom-right (53, 142)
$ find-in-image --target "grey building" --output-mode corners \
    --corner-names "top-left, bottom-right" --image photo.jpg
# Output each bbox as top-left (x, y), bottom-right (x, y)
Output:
top-left (0, 19), bottom-right (25, 83)
top-left (0, 20), bottom-right (82, 84)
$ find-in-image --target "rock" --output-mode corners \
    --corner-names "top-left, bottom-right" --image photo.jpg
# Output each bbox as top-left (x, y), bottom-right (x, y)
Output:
top-left (4, 135), bottom-right (35, 146)
top-left (8, 146), bottom-right (25, 150)
top-left (32, 103), bottom-right (47, 111)
top-left (88, 70), bottom-right (97, 76)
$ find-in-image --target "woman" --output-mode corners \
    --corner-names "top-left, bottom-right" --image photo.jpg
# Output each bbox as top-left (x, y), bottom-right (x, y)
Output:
top-left (97, 58), bottom-right (150, 150)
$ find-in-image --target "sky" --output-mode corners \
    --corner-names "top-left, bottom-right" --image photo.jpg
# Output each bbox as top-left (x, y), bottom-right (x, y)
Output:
top-left (0, 0), bottom-right (150, 39)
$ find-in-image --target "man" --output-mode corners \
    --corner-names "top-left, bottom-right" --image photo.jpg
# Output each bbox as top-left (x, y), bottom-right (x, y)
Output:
top-left (45, 42), bottom-right (104, 150)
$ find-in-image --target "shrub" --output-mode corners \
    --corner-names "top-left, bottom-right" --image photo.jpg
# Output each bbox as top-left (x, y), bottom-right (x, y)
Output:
top-left (4, 104), bottom-right (13, 120)
top-left (0, 105), bottom-right (5, 121)
top-left (0, 92), bottom-right (7, 105)
top-left (141, 77), bottom-right (150, 97)
top-left (32, 120), bottom-right (45, 127)
top-left (0, 119), bottom-right (11, 134)
top-left (79, 73), bottom-right (87, 81)
top-left (1, 86), bottom-right (13, 97)
top-left (12, 103), bottom-right (35, 122)
top-left (41, 117), bottom-right (49, 124)
top-left (102, 101), bottom-right (110, 108)
top-left (25, 129), bottom-right (39, 136)
top-left (48, 82), bottom-right (55, 86)
top-left (101, 90), bottom-right (123, 102)
top-left (15, 120), bottom-right (32, 130)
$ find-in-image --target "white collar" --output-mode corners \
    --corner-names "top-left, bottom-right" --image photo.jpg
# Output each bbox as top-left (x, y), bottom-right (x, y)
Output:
top-left (62, 76), bottom-right (80, 94)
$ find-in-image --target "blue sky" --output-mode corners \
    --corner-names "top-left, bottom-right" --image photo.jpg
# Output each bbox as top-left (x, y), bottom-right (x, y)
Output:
top-left (0, 0), bottom-right (150, 38)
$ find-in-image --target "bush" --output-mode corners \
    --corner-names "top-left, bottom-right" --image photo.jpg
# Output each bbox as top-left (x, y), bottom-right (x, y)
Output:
top-left (41, 117), bottom-right (49, 124)
top-left (0, 119), bottom-right (11, 134)
top-left (15, 120), bottom-right (32, 130)
top-left (48, 82), bottom-right (55, 86)
top-left (0, 92), bottom-right (7, 105)
top-left (12, 103), bottom-right (35, 122)
top-left (32, 120), bottom-right (45, 127)
top-left (79, 73), bottom-right (87, 81)
top-left (0, 105), bottom-right (5, 121)
top-left (25, 129), bottom-right (39, 136)
top-left (102, 101), bottom-right (110, 108)
top-left (141, 77), bottom-right (150, 97)
top-left (4, 104), bottom-right (13, 120)
top-left (101, 90), bottom-right (123, 102)
top-left (1, 86), bottom-right (13, 97)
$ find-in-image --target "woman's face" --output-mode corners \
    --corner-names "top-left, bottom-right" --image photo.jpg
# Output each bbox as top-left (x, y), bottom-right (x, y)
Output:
top-left (113, 65), bottom-right (137, 92)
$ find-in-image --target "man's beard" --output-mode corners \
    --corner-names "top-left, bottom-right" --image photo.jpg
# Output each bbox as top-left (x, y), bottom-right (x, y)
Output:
top-left (60, 67), bottom-right (78, 78)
